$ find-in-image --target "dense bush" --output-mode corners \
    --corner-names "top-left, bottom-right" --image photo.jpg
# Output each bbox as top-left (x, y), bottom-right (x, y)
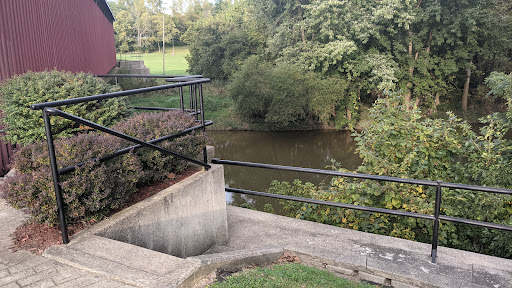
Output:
top-left (228, 56), bottom-right (315, 129)
top-left (270, 97), bottom-right (512, 258)
top-left (228, 56), bottom-right (360, 129)
top-left (3, 133), bottom-right (140, 225)
top-left (0, 71), bottom-right (130, 145)
top-left (112, 110), bottom-right (208, 184)
top-left (1, 111), bottom-right (208, 225)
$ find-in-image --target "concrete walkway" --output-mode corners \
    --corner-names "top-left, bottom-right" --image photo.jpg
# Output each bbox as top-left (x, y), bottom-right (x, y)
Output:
top-left (0, 199), bottom-right (136, 288)
top-left (205, 206), bottom-right (512, 288)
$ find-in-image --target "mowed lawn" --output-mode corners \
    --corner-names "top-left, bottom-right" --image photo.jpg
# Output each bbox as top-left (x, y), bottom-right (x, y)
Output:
top-left (118, 46), bottom-right (190, 75)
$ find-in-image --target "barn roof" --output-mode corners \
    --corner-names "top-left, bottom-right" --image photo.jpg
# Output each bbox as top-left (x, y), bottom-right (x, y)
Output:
top-left (93, 0), bottom-right (115, 24)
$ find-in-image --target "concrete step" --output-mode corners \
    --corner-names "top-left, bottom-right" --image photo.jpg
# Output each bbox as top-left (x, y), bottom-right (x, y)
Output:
top-left (43, 235), bottom-right (201, 288)
top-left (118, 61), bottom-right (145, 69)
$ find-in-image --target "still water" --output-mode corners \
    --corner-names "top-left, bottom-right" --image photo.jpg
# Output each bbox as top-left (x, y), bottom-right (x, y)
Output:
top-left (208, 130), bottom-right (362, 214)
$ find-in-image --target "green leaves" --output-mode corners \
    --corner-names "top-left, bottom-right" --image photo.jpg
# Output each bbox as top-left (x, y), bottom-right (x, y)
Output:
top-left (270, 97), bottom-right (512, 258)
top-left (0, 71), bottom-right (128, 145)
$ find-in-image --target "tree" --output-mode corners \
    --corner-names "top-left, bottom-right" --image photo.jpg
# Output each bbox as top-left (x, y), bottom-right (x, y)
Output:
top-left (182, 1), bottom-right (265, 79)
top-left (109, 0), bottom-right (179, 52)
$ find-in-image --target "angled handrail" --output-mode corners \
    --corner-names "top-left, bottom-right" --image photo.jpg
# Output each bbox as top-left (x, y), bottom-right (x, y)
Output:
top-left (31, 76), bottom-right (212, 244)
top-left (30, 78), bottom-right (210, 110)
top-left (58, 121), bottom-right (213, 175)
top-left (46, 108), bottom-right (211, 169)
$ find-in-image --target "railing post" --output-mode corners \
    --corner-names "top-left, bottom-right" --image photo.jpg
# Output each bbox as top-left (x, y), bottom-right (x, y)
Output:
top-left (431, 180), bottom-right (442, 263)
top-left (43, 109), bottom-right (69, 244)
top-left (194, 84), bottom-right (199, 121)
top-left (199, 84), bottom-right (208, 166)
top-left (179, 87), bottom-right (184, 112)
top-left (189, 85), bottom-right (194, 110)
top-left (199, 84), bottom-right (205, 131)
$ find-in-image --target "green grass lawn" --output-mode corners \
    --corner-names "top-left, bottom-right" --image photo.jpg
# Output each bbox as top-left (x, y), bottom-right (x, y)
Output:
top-left (118, 47), bottom-right (245, 130)
top-left (208, 263), bottom-right (375, 288)
top-left (117, 46), bottom-right (190, 75)
top-left (126, 82), bottom-right (244, 130)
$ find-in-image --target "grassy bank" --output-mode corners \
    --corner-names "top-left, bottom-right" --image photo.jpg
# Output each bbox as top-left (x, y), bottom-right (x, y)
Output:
top-left (118, 47), bottom-right (243, 129)
top-left (126, 81), bottom-right (245, 130)
top-left (117, 46), bottom-right (190, 75)
top-left (208, 263), bottom-right (374, 288)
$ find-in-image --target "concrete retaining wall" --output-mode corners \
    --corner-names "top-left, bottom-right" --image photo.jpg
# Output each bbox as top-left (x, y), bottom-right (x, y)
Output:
top-left (86, 164), bottom-right (228, 258)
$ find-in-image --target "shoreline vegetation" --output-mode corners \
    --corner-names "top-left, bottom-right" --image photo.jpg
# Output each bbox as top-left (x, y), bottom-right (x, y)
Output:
top-left (122, 49), bottom-right (499, 132)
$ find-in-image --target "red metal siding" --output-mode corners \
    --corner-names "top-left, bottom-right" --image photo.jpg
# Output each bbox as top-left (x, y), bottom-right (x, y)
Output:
top-left (0, 0), bottom-right (116, 174)
top-left (0, 0), bottom-right (116, 82)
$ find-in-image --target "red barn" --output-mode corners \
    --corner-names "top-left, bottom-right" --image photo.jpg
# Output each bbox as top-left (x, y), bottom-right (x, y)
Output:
top-left (0, 0), bottom-right (116, 82)
top-left (0, 0), bottom-right (116, 174)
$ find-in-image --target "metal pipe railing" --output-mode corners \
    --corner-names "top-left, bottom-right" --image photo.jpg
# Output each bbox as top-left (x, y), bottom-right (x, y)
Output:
top-left (32, 76), bottom-right (212, 244)
top-left (46, 108), bottom-right (211, 169)
top-left (96, 74), bottom-right (203, 79)
top-left (211, 158), bottom-right (512, 263)
top-left (30, 78), bottom-right (210, 110)
top-left (58, 121), bottom-right (213, 175)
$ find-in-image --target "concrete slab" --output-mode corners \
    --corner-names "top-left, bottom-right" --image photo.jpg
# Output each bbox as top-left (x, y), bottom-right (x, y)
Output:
top-left (204, 206), bottom-right (512, 288)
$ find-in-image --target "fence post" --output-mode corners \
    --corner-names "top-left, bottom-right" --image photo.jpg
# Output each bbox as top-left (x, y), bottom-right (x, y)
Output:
top-left (43, 109), bottom-right (69, 244)
top-left (431, 180), bottom-right (442, 263)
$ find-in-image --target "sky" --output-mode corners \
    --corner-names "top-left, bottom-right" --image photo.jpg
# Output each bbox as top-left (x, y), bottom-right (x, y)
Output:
top-left (161, 0), bottom-right (215, 14)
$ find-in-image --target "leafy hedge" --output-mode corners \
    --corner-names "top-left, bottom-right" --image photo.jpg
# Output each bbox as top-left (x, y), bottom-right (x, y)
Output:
top-left (1, 111), bottom-right (208, 225)
top-left (112, 110), bottom-right (208, 184)
top-left (0, 71), bottom-right (129, 145)
top-left (3, 133), bottom-right (140, 225)
top-left (270, 97), bottom-right (512, 258)
top-left (227, 56), bottom-right (359, 129)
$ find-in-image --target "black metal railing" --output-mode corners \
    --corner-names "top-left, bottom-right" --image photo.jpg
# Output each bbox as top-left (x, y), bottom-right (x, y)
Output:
top-left (116, 52), bottom-right (143, 61)
top-left (32, 75), bottom-right (212, 244)
top-left (211, 159), bottom-right (512, 263)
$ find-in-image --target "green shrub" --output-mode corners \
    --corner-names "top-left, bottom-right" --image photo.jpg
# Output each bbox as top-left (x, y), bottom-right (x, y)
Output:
top-left (112, 111), bottom-right (208, 184)
top-left (228, 56), bottom-right (360, 129)
top-left (0, 70), bottom-right (130, 145)
top-left (1, 111), bottom-right (209, 225)
top-left (2, 133), bottom-right (141, 225)
top-left (228, 56), bottom-right (315, 129)
top-left (270, 97), bottom-right (512, 258)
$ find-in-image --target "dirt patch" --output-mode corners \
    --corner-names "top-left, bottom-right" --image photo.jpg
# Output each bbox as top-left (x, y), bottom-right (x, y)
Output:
top-left (275, 251), bottom-right (301, 264)
top-left (9, 168), bottom-right (200, 255)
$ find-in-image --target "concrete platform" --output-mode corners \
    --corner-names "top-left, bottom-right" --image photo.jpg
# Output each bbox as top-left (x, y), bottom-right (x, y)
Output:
top-left (206, 206), bottom-right (512, 288)
top-left (43, 206), bottom-right (512, 288)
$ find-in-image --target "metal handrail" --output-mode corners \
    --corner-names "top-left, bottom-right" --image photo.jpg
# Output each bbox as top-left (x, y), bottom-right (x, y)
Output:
top-left (31, 78), bottom-right (210, 110)
top-left (31, 76), bottom-right (211, 244)
top-left (58, 121), bottom-right (213, 175)
top-left (116, 52), bottom-right (143, 61)
top-left (96, 74), bottom-right (203, 79)
top-left (211, 158), bottom-right (512, 263)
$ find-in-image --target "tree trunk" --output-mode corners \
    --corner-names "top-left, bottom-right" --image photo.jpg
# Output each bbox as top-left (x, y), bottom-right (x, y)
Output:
top-left (462, 61), bottom-right (472, 111)
top-left (435, 93), bottom-right (440, 106)
top-left (405, 0), bottom-right (423, 106)
top-left (346, 106), bottom-right (352, 121)
top-left (415, 96), bottom-right (421, 107)
top-left (406, 34), bottom-right (413, 104)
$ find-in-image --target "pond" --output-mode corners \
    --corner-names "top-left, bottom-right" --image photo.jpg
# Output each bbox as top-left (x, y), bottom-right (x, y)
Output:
top-left (208, 130), bottom-right (362, 214)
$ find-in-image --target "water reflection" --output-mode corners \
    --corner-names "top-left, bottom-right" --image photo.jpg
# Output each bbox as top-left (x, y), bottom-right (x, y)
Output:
top-left (208, 130), bottom-right (362, 214)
